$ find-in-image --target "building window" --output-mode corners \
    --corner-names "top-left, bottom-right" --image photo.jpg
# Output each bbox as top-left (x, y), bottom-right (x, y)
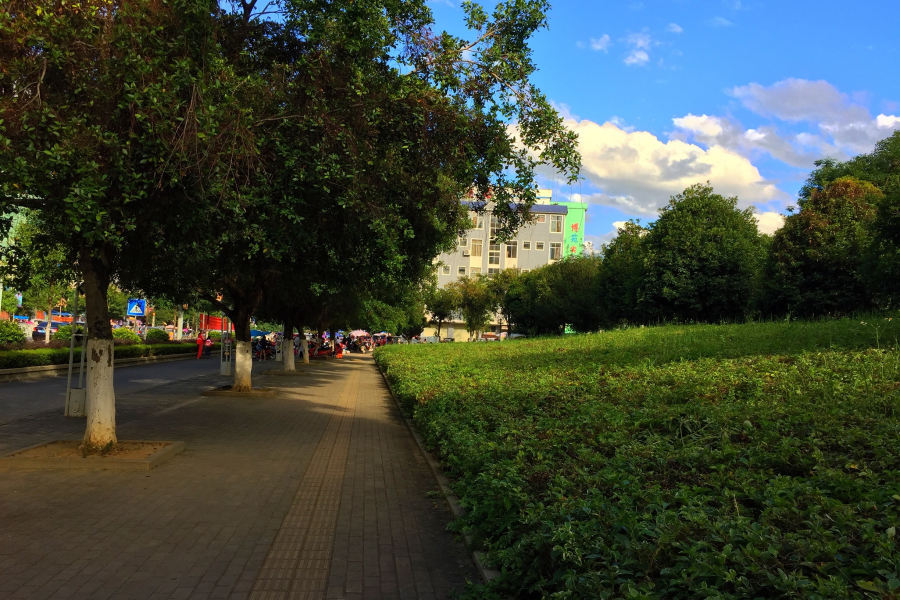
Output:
top-left (471, 238), bottom-right (483, 257)
top-left (550, 215), bottom-right (563, 233)
top-left (536, 241), bottom-right (545, 251)
top-left (488, 268), bottom-right (500, 274)
top-left (522, 241), bottom-right (531, 250)
top-left (458, 236), bottom-right (467, 247)
top-left (488, 242), bottom-right (501, 265)
top-left (442, 265), bottom-right (450, 275)
top-left (490, 215), bottom-right (501, 238)
top-left (470, 267), bottom-right (481, 275)
top-left (549, 242), bottom-right (562, 260)
top-left (458, 266), bottom-right (466, 276)
top-left (471, 214), bottom-right (485, 229)
top-left (536, 214), bottom-right (546, 223)
top-left (506, 242), bottom-right (517, 259)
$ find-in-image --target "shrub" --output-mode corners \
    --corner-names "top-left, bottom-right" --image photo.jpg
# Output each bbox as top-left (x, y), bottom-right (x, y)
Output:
top-left (112, 327), bottom-right (142, 342)
top-left (206, 330), bottom-right (222, 340)
top-left (0, 342), bottom-right (217, 369)
top-left (0, 321), bottom-right (26, 345)
top-left (144, 328), bottom-right (170, 343)
top-left (53, 325), bottom-right (84, 342)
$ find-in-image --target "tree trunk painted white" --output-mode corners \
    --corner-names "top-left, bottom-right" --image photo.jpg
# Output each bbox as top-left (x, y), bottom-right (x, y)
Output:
top-left (234, 340), bottom-right (252, 391)
top-left (301, 337), bottom-right (309, 364)
top-left (176, 310), bottom-right (184, 340)
top-left (283, 338), bottom-right (296, 371)
top-left (83, 338), bottom-right (116, 446)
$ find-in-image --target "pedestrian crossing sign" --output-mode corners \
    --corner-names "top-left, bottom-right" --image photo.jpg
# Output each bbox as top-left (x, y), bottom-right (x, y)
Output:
top-left (127, 299), bottom-right (146, 316)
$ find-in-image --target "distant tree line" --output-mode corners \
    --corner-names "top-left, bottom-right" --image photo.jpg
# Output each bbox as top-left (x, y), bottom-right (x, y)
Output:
top-left (430, 131), bottom-right (900, 335)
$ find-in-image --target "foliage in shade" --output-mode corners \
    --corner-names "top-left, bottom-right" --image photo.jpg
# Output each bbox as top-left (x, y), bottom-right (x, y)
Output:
top-left (0, 321), bottom-right (26, 345)
top-left (376, 319), bottom-right (900, 599)
top-left (52, 325), bottom-right (84, 342)
top-left (0, 342), bottom-right (215, 369)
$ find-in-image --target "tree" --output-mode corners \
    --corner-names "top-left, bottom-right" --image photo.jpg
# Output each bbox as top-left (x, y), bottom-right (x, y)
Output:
top-left (801, 131), bottom-right (900, 308)
top-left (485, 269), bottom-right (520, 335)
top-left (0, 0), bottom-right (222, 446)
top-left (596, 221), bottom-right (647, 327)
top-left (504, 258), bottom-right (600, 335)
top-left (448, 276), bottom-right (494, 340)
top-left (639, 183), bottom-right (765, 323)
top-left (426, 286), bottom-right (461, 340)
top-left (764, 177), bottom-right (880, 317)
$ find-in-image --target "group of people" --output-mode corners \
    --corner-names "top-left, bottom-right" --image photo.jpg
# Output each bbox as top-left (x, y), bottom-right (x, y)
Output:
top-left (195, 331), bottom-right (215, 358)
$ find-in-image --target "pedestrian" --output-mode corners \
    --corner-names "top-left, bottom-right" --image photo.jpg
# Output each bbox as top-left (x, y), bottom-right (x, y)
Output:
top-left (204, 335), bottom-right (214, 357)
top-left (196, 331), bottom-right (205, 359)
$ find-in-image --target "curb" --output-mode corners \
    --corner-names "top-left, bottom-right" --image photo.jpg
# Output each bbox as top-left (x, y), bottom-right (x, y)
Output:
top-left (0, 440), bottom-right (185, 470)
top-left (375, 362), bottom-right (500, 584)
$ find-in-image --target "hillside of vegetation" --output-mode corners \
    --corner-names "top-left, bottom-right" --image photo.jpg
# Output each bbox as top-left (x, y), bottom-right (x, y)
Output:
top-left (375, 319), bottom-right (900, 600)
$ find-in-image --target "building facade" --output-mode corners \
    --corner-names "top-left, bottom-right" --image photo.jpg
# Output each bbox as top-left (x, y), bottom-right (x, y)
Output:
top-left (425, 190), bottom-right (587, 339)
top-left (434, 190), bottom-right (587, 287)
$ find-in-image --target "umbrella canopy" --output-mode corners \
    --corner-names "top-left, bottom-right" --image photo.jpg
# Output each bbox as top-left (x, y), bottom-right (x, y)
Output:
top-left (250, 329), bottom-right (271, 337)
top-left (350, 330), bottom-right (368, 337)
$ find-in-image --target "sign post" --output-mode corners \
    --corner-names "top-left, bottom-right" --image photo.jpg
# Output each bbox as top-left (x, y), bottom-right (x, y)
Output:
top-left (220, 316), bottom-right (233, 376)
top-left (65, 285), bottom-right (87, 418)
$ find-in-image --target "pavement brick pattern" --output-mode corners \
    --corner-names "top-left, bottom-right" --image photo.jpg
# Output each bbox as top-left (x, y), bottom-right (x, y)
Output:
top-left (0, 356), bottom-right (475, 599)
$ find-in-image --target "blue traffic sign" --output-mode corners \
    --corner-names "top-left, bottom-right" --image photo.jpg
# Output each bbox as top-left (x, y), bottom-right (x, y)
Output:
top-left (127, 299), bottom-right (146, 317)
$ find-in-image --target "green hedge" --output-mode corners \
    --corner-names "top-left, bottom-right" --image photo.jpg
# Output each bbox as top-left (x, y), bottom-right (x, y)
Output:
top-left (0, 342), bottom-right (218, 370)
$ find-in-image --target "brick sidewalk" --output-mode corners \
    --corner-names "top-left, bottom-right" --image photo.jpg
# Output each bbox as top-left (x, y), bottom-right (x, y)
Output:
top-left (0, 356), bottom-right (476, 599)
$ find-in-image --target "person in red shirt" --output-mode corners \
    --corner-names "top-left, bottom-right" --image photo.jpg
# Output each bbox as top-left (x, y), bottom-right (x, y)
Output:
top-left (196, 332), bottom-right (205, 359)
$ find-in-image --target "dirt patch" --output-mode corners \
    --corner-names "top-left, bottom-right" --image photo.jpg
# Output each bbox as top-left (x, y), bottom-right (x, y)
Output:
top-left (11, 441), bottom-right (172, 461)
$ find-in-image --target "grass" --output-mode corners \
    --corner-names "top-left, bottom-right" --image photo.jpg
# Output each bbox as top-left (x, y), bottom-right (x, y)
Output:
top-left (375, 318), bottom-right (900, 600)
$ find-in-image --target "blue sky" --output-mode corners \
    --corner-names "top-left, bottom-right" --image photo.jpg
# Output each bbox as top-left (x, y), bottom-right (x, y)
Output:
top-left (426, 0), bottom-right (900, 246)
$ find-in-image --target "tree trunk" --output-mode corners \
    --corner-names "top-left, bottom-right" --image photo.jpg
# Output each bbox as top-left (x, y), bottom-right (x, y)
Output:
top-left (176, 310), bottom-right (184, 340)
top-left (301, 337), bottom-right (309, 364)
top-left (231, 309), bottom-right (253, 391)
top-left (80, 246), bottom-right (117, 448)
top-left (282, 318), bottom-right (295, 371)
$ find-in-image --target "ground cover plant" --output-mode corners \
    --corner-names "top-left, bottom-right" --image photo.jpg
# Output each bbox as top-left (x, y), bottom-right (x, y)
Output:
top-left (375, 318), bottom-right (900, 599)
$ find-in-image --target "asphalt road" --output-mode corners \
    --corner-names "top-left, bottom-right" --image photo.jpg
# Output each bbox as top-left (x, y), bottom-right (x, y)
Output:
top-left (0, 357), bottom-right (221, 425)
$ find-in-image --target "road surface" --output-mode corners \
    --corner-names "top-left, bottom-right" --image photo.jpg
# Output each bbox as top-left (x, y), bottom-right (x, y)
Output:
top-left (0, 357), bottom-right (221, 425)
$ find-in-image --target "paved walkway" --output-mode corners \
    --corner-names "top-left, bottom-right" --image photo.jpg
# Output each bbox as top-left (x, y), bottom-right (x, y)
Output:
top-left (0, 355), bottom-right (476, 599)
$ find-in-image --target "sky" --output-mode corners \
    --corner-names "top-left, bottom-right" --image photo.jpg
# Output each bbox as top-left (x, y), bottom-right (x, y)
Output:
top-left (425, 0), bottom-right (900, 248)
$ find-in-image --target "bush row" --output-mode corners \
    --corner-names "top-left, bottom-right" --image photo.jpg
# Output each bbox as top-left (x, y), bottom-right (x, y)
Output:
top-left (375, 319), bottom-right (900, 599)
top-left (0, 342), bottom-right (218, 370)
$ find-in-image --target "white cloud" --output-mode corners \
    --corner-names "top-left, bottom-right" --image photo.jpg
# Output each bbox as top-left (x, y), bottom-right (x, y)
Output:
top-left (590, 34), bottom-right (611, 52)
top-left (675, 79), bottom-right (900, 160)
top-left (625, 50), bottom-right (650, 66)
top-left (623, 32), bottom-right (653, 66)
top-left (667, 23), bottom-right (683, 33)
top-left (552, 118), bottom-right (786, 216)
top-left (708, 16), bottom-right (733, 27)
top-left (755, 211), bottom-right (785, 235)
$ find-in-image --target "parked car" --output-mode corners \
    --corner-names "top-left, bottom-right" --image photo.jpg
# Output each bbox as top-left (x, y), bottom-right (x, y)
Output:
top-left (32, 321), bottom-right (61, 338)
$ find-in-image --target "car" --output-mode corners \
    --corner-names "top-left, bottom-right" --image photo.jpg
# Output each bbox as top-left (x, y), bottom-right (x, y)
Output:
top-left (32, 321), bottom-right (61, 338)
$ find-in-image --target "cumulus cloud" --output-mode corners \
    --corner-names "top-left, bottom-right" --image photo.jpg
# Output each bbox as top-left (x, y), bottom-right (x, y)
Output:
top-left (673, 79), bottom-right (900, 167)
top-left (552, 118), bottom-right (786, 216)
top-left (590, 34), bottom-right (611, 52)
top-left (708, 16), bottom-right (733, 27)
top-left (755, 211), bottom-right (785, 235)
top-left (667, 23), bottom-right (683, 33)
top-left (625, 50), bottom-right (650, 66)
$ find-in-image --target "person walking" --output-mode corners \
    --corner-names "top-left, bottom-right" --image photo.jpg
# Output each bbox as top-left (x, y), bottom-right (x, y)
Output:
top-left (196, 331), bottom-right (205, 359)
top-left (204, 335), bottom-right (214, 358)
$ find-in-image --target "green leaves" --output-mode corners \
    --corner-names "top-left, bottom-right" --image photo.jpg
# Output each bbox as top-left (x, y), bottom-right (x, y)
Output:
top-left (377, 319), bottom-right (900, 599)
